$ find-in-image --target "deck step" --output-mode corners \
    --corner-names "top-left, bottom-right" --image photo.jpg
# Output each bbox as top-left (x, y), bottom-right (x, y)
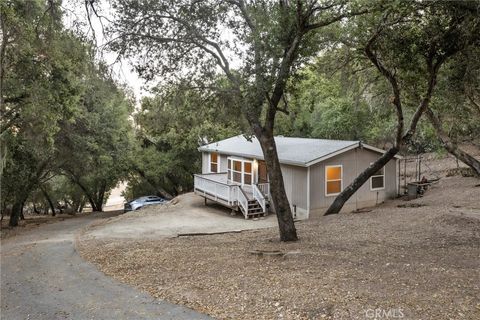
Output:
top-left (244, 198), bottom-right (267, 218)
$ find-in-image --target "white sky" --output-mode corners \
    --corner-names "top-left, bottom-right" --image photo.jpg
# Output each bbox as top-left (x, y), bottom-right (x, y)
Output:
top-left (62, 0), bottom-right (150, 102)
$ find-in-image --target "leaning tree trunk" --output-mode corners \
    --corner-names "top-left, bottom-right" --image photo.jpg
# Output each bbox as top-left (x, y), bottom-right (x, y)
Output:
top-left (93, 197), bottom-right (104, 212)
top-left (78, 201), bottom-right (85, 213)
top-left (324, 146), bottom-right (400, 215)
top-left (86, 195), bottom-right (99, 212)
top-left (257, 132), bottom-right (298, 241)
top-left (136, 168), bottom-right (174, 200)
top-left (71, 178), bottom-right (101, 212)
top-left (42, 188), bottom-right (56, 216)
top-left (426, 108), bottom-right (480, 176)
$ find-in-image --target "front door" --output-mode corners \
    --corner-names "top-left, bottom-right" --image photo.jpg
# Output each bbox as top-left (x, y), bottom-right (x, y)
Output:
top-left (258, 160), bottom-right (268, 183)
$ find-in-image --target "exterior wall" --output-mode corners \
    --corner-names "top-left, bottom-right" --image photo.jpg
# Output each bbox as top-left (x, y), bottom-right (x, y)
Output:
top-left (201, 152), bottom-right (229, 174)
top-left (280, 164), bottom-right (309, 220)
top-left (201, 148), bottom-right (398, 220)
top-left (201, 152), bottom-right (209, 174)
top-left (219, 154), bottom-right (228, 172)
top-left (308, 148), bottom-right (397, 217)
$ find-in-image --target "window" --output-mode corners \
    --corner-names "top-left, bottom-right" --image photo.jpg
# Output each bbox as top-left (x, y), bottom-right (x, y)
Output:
top-left (228, 159), bottom-right (242, 183)
top-left (228, 158), bottom-right (253, 185)
top-left (325, 165), bottom-right (342, 196)
top-left (243, 161), bottom-right (252, 184)
top-left (370, 165), bottom-right (385, 190)
top-left (210, 153), bottom-right (218, 173)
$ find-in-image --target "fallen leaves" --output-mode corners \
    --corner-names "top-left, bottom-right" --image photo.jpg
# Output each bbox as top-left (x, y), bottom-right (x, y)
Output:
top-left (77, 177), bottom-right (480, 320)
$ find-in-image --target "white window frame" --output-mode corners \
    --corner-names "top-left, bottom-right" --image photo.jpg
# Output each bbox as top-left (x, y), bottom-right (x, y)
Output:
top-left (370, 163), bottom-right (385, 191)
top-left (209, 152), bottom-right (219, 173)
top-left (227, 157), bottom-right (253, 185)
top-left (325, 165), bottom-right (343, 197)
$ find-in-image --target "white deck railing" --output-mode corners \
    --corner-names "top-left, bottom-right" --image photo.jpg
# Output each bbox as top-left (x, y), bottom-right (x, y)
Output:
top-left (252, 184), bottom-right (266, 213)
top-left (194, 174), bottom-right (269, 218)
top-left (257, 183), bottom-right (270, 198)
top-left (194, 174), bottom-right (235, 206)
top-left (237, 188), bottom-right (249, 216)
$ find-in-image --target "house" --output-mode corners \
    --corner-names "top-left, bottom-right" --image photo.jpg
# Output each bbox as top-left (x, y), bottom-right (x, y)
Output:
top-left (194, 135), bottom-right (400, 219)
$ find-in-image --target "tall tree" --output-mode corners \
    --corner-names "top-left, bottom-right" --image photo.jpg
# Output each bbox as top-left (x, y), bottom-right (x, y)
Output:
top-left (127, 81), bottom-right (242, 200)
top-left (326, 1), bottom-right (480, 214)
top-left (1, 0), bottom-right (134, 224)
top-left (423, 45), bottom-right (480, 174)
top-left (57, 64), bottom-right (135, 212)
top-left (105, 0), bottom-right (369, 241)
top-left (0, 0), bottom-right (87, 226)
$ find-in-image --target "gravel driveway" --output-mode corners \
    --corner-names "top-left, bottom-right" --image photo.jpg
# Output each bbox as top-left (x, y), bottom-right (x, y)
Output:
top-left (83, 193), bottom-right (277, 240)
top-left (0, 212), bottom-right (211, 320)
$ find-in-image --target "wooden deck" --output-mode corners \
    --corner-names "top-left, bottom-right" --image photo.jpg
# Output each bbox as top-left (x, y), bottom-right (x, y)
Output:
top-left (193, 173), bottom-right (270, 218)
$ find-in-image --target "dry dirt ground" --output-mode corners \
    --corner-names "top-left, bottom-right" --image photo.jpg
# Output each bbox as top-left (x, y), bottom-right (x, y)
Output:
top-left (78, 174), bottom-right (480, 320)
top-left (82, 194), bottom-right (277, 240)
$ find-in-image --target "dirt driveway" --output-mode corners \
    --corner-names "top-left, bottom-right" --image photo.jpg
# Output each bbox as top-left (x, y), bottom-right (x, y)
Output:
top-left (83, 193), bottom-right (278, 240)
top-left (0, 212), bottom-right (211, 320)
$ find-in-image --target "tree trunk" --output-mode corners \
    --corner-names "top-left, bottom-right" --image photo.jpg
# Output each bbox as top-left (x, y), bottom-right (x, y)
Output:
top-left (257, 132), bottom-right (298, 241)
top-left (1, 200), bottom-right (6, 221)
top-left (325, 29), bottom-right (449, 216)
top-left (426, 108), bottom-right (480, 175)
top-left (20, 201), bottom-right (25, 220)
top-left (9, 202), bottom-right (22, 227)
top-left (78, 201), bottom-right (85, 213)
top-left (325, 146), bottom-right (400, 215)
top-left (93, 182), bottom-right (106, 212)
top-left (71, 178), bottom-right (100, 212)
top-left (42, 188), bottom-right (56, 216)
top-left (93, 198), bottom-right (103, 212)
top-left (136, 168), bottom-right (174, 199)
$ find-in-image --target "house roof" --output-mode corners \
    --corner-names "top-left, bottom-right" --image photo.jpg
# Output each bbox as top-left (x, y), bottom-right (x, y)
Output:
top-left (198, 135), bottom-right (401, 167)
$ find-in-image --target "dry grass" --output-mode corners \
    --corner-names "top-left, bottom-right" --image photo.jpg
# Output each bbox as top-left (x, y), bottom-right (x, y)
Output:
top-left (78, 176), bottom-right (480, 319)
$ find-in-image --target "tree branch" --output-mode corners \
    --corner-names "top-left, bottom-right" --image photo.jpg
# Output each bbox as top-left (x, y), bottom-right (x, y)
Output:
top-left (364, 25), bottom-right (404, 146)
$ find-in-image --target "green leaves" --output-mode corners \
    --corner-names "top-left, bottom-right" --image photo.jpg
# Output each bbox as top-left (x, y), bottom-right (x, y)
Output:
top-left (1, 0), bottom-right (135, 215)
top-left (125, 82), bottom-right (242, 199)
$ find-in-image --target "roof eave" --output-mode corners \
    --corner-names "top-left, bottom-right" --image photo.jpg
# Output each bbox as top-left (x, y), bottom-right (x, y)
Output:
top-left (361, 144), bottom-right (403, 159)
top-left (197, 148), bottom-right (308, 167)
top-left (304, 142), bottom-right (360, 167)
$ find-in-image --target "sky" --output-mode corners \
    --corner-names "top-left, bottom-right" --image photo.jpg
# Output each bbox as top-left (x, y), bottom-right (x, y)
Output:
top-left (63, 0), bottom-right (149, 102)
top-left (62, 1), bottom-right (245, 104)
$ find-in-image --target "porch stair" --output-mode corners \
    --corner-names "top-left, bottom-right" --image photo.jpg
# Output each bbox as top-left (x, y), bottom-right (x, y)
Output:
top-left (193, 173), bottom-right (269, 219)
top-left (243, 199), bottom-right (267, 219)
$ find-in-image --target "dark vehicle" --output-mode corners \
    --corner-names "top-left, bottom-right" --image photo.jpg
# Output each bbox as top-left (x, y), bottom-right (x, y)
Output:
top-left (124, 196), bottom-right (166, 212)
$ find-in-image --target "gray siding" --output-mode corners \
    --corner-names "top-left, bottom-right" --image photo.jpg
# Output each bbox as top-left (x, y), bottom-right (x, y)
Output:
top-left (309, 148), bottom-right (397, 216)
top-left (219, 154), bottom-right (228, 172)
top-left (280, 164), bottom-right (308, 219)
top-left (201, 152), bottom-right (209, 174)
top-left (201, 147), bottom-right (398, 219)
top-left (201, 152), bottom-right (228, 173)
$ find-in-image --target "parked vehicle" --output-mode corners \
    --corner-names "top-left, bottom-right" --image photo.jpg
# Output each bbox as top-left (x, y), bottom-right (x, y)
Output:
top-left (124, 196), bottom-right (166, 212)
